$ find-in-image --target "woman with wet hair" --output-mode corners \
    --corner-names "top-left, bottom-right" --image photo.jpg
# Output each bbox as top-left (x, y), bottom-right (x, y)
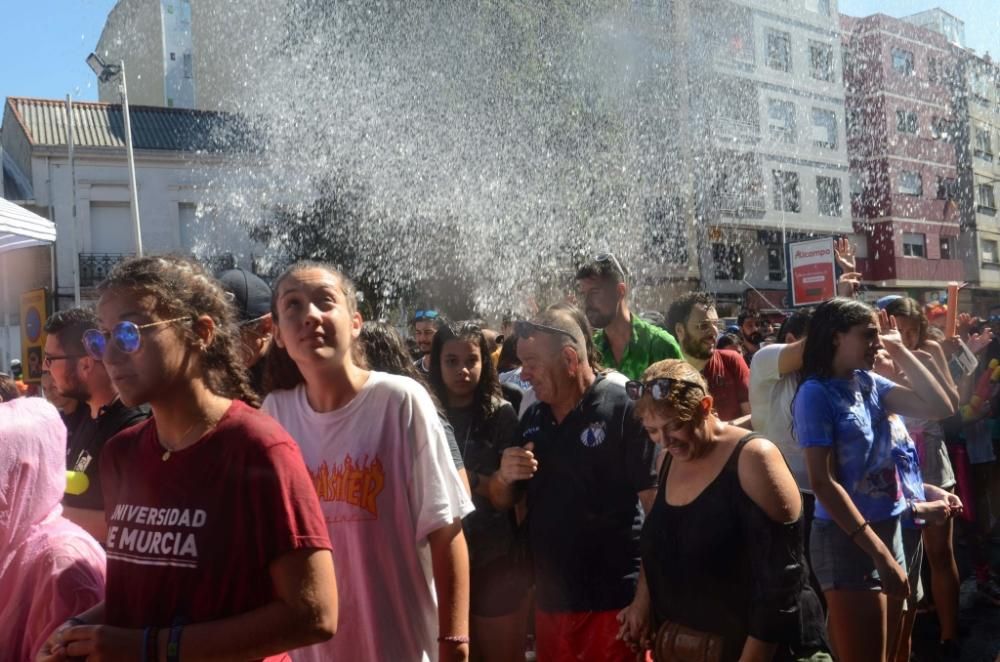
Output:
top-left (262, 261), bottom-right (473, 662)
top-left (37, 255), bottom-right (338, 660)
top-left (619, 359), bottom-right (826, 661)
top-left (794, 298), bottom-right (954, 662)
top-left (882, 296), bottom-right (964, 653)
top-left (429, 321), bottom-right (528, 662)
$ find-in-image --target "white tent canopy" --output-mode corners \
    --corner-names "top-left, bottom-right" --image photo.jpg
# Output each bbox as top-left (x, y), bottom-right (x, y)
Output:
top-left (0, 196), bottom-right (56, 254)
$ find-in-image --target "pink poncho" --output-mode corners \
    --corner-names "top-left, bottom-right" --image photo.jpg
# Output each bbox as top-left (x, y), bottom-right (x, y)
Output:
top-left (0, 398), bottom-right (106, 660)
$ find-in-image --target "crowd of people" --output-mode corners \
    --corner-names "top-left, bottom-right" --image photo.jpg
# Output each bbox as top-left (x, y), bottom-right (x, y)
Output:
top-left (1, 246), bottom-right (999, 662)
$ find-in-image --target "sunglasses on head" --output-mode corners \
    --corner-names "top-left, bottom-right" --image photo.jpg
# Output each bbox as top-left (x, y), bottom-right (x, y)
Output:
top-left (414, 310), bottom-right (439, 321)
top-left (513, 320), bottom-right (578, 343)
top-left (82, 317), bottom-right (190, 360)
top-left (625, 377), bottom-right (705, 401)
top-left (595, 252), bottom-right (627, 281)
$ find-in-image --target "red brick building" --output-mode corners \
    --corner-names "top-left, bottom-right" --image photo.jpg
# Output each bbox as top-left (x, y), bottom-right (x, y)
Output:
top-left (842, 14), bottom-right (964, 296)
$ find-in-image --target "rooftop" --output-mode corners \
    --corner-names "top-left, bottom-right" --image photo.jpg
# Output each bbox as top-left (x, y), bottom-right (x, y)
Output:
top-left (3, 96), bottom-right (260, 153)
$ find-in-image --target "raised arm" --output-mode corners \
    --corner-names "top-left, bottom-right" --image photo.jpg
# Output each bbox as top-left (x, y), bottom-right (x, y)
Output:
top-left (879, 312), bottom-right (954, 421)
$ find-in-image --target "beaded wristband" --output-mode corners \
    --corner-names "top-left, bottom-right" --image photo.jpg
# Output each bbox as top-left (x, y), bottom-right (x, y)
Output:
top-left (66, 617), bottom-right (87, 627)
top-left (438, 635), bottom-right (471, 644)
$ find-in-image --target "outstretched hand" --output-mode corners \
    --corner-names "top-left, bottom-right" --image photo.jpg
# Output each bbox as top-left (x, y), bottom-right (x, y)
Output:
top-left (834, 237), bottom-right (857, 273)
top-left (878, 310), bottom-right (905, 354)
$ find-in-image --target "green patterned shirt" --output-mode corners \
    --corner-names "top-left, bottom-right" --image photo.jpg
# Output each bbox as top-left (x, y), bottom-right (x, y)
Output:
top-left (594, 314), bottom-right (682, 381)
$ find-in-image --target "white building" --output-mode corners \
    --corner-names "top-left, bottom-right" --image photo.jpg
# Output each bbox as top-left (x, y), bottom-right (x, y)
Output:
top-left (680, 0), bottom-right (854, 312)
top-left (0, 96), bottom-right (264, 313)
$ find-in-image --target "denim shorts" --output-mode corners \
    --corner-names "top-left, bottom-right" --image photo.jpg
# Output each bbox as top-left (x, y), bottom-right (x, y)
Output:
top-left (810, 517), bottom-right (904, 592)
top-left (902, 526), bottom-right (924, 607)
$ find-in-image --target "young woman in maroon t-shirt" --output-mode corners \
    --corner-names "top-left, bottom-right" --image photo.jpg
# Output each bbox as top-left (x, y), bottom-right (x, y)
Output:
top-left (37, 255), bottom-right (338, 662)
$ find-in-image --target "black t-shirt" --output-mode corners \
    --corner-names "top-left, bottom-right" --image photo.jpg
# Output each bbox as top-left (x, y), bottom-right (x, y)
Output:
top-left (518, 376), bottom-right (658, 612)
top-left (65, 398), bottom-right (150, 510)
top-left (447, 400), bottom-right (520, 568)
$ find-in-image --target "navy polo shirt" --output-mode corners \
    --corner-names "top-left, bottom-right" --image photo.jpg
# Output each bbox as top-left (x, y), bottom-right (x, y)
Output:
top-left (518, 375), bottom-right (658, 612)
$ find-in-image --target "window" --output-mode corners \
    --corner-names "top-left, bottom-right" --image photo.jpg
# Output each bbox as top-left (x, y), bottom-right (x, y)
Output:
top-left (183, 53), bottom-right (193, 79)
top-left (896, 109), bottom-right (918, 134)
top-left (811, 108), bottom-right (837, 148)
top-left (902, 233), bottom-right (925, 258)
top-left (975, 127), bottom-right (993, 160)
top-left (898, 171), bottom-right (922, 196)
top-left (809, 42), bottom-right (834, 81)
top-left (767, 30), bottom-right (791, 72)
top-left (817, 176), bottom-right (842, 216)
top-left (847, 108), bottom-right (863, 138)
top-left (891, 48), bottom-right (914, 75)
top-left (940, 237), bottom-right (954, 260)
top-left (931, 116), bottom-right (951, 141)
top-left (772, 170), bottom-right (801, 212)
top-left (817, 0), bottom-right (831, 16)
top-left (768, 99), bottom-right (796, 143)
top-left (936, 176), bottom-right (957, 200)
top-left (850, 171), bottom-right (864, 202)
top-left (767, 245), bottom-right (785, 281)
top-left (983, 239), bottom-right (999, 264)
top-left (712, 243), bottom-right (744, 280)
top-left (979, 183), bottom-right (997, 210)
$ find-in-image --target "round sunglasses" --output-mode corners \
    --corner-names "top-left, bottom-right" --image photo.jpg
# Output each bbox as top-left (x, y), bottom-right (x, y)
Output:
top-left (82, 317), bottom-right (190, 360)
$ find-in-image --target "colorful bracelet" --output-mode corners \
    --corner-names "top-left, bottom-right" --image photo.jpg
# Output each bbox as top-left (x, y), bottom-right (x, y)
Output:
top-left (166, 625), bottom-right (183, 662)
top-left (438, 635), bottom-right (471, 644)
top-left (66, 617), bottom-right (87, 627)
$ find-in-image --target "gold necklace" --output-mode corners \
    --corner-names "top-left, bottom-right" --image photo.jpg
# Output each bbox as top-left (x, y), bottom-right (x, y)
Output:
top-left (161, 416), bottom-right (217, 461)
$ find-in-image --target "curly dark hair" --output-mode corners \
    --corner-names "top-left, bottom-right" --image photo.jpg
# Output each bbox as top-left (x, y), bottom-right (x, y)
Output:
top-left (429, 321), bottom-right (501, 424)
top-left (666, 292), bottom-right (716, 340)
top-left (98, 255), bottom-right (259, 407)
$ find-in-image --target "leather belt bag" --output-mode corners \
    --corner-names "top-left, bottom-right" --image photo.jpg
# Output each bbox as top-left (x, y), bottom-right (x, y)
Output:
top-left (653, 620), bottom-right (724, 662)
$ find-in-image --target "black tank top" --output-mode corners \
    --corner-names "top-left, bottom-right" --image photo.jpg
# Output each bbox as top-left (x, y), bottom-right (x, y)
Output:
top-left (640, 434), bottom-right (825, 661)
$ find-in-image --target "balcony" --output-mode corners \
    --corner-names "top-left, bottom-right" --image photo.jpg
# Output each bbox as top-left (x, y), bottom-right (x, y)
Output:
top-left (79, 253), bottom-right (134, 287)
top-left (717, 193), bottom-right (767, 218)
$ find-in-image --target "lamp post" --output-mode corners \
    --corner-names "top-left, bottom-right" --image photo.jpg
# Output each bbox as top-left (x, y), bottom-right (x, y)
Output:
top-left (86, 53), bottom-right (143, 257)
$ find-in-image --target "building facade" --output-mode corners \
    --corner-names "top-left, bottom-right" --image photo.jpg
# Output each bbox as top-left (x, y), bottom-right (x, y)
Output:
top-left (1, 97), bottom-right (264, 316)
top-left (681, 0), bottom-right (853, 312)
top-left (955, 51), bottom-right (1000, 314)
top-left (842, 13), bottom-right (965, 301)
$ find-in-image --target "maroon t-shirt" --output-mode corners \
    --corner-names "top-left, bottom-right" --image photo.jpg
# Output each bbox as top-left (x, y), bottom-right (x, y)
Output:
top-left (100, 400), bottom-right (331, 656)
top-left (701, 349), bottom-right (750, 422)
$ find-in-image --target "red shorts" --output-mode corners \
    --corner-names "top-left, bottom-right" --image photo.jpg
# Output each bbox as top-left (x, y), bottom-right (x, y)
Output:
top-left (535, 609), bottom-right (650, 662)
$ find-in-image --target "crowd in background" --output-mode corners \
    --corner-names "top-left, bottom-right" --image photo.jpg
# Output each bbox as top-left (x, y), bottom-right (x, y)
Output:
top-left (1, 245), bottom-right (999, 662)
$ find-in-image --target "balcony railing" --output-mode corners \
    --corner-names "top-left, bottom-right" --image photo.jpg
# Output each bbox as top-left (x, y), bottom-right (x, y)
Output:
top-left (79, 253), bottom-right (134, 287)
top-left (718, 194), bottom-right (767, 217)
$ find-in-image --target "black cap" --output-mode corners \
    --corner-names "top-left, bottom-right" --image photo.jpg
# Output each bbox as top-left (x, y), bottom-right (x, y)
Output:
top-left (217, 268), bottom-right (272, 321)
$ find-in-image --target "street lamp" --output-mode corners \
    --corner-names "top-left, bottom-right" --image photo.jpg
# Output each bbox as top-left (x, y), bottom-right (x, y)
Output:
top-left (86, 52), bottom-right (143, 257)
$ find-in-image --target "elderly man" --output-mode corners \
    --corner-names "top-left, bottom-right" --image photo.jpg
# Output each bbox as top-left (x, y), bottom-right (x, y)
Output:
top-left (490, 304), bottom-right (657, 662)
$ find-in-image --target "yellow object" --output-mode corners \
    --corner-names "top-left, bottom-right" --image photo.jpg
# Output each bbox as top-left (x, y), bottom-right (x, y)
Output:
top-left (990, 359), bottom-right (999, 370)
top-left (65, 471), bottom-right (89, 496)
top-left (991, 366), bottom-right (1000, 382)
top-left (971, 395), bottom-right (982, 408)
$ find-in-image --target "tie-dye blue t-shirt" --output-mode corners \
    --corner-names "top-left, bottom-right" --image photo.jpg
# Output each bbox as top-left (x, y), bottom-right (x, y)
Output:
top-left (794, 370), bottom-right (906, 521)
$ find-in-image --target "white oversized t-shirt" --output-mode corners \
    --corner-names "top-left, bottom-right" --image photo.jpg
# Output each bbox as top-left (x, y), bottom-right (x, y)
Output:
top-left (262, 372), bottom-right (474, 662)
top-left (749, 343), bottom-right (808, 491)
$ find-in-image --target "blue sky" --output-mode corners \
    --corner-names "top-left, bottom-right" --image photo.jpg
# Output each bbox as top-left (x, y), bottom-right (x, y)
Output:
top-left (0, 1), bottom-right (996, 104)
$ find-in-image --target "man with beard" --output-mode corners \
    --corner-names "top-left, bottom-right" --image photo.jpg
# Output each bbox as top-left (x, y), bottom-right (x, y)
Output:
top-left (411, 308), bottom-right (445, 375)
top-left (43, 308), bottom-right (149, 540)
top-left (737, 312), bottom-right (763, 361)
top-left (666, 292), bottom-right (750, 423)
top-left (576, 254), bottom-right (680, 380)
